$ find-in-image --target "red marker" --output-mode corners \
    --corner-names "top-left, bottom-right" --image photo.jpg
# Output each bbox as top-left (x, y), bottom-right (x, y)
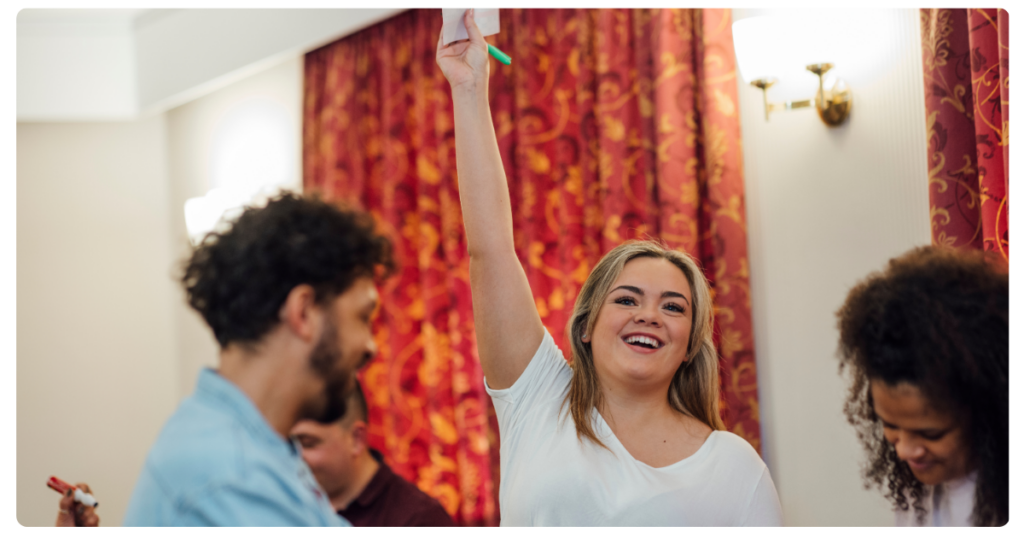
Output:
top-left (47, 476), bottom-right (98, 507)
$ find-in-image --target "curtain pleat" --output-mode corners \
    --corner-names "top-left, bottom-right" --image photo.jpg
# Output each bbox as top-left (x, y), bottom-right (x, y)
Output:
top-left (922, 8), bottom-right (1009, 259)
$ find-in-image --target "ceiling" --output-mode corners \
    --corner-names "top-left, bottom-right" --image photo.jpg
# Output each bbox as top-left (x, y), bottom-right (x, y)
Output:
top-left (12, 6), bottom-right (156, 21)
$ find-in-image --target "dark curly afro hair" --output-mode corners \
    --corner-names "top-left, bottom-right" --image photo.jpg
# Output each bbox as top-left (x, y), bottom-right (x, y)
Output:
top-left (836, 246), bottom-right (1007, 526)
top-left (182, 192), bottom-right (395, 349)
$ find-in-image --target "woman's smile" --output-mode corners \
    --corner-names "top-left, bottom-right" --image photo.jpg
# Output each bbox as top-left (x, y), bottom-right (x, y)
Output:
top-left (621, 332), bottom-right (665, 353)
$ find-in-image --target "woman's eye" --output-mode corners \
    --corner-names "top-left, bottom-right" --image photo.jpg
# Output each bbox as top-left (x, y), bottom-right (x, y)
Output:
top-left (920, 431), bottom-right (947, 441)
top-left (615, 296), bottom-right (636, 306)
top-left (664, 303), bottom-right (684, 313)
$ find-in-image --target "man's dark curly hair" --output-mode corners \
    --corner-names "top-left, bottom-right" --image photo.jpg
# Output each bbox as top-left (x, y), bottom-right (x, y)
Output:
top-left (182, 192), bottom-right (395, 349)
top-left (835, 246), bottom-right (1008, 526)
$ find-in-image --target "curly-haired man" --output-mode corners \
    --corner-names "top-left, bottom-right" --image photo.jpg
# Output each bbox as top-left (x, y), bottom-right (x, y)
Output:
top-left (125, 193), bottom-right (394, 526)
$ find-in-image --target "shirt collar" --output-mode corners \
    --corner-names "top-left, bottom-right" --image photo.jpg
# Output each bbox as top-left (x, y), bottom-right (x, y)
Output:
top-left (351, 449), bottom-right (391, 507)
top-left (195, 367), bottom-right (293, 453)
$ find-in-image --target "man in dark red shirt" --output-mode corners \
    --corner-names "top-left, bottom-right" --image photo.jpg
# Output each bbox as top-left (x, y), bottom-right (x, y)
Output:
top-left (291, 381), bottom-right (454, 526)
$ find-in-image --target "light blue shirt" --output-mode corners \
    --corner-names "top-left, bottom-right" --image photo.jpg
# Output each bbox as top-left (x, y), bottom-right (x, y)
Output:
top-left (124, 368), bottom-right (348, 526)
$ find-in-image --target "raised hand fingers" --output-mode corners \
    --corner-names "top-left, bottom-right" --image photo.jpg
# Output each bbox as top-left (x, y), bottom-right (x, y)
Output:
top-left (463, 9), bottom-right (486, 46)
top-left (436, 10), bottom-right (489, 89)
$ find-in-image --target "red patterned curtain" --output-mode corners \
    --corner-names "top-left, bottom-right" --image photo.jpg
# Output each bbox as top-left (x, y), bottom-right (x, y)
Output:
top-left (999, 7), bottom-right (1024, 259)
top-left (304, 8), bottom-right (760, 525)
top-left (921, 9), bottom-right (1008, 259)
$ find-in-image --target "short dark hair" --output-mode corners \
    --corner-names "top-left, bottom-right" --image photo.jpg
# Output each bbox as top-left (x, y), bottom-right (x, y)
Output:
top-left (836, 246), bottom-right (1008, 526)
top-left (182, 192), bottom-right (395, 348)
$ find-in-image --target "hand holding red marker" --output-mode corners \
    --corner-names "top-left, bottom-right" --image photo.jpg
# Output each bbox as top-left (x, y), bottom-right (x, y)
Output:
top-left (48, 476), bottom-right (98, 507)
top-left (49, 476), bottom-right (100, 527)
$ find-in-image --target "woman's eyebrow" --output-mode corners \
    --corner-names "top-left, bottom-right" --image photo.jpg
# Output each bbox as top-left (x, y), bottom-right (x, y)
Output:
top-left (878, 419), bottom-right (950, 436)
top-left (610, 286), bottom-right (690, 306)
top-left (661, 291), bottom-right (690, 305)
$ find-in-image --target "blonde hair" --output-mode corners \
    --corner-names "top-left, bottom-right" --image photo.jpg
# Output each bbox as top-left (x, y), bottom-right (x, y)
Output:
top-left (564, 240), bottom-right (725, 448)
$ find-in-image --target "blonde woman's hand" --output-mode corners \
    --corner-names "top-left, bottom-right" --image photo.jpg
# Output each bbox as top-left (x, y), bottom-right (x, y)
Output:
top-left (436, 9), bottom-right (490, 93)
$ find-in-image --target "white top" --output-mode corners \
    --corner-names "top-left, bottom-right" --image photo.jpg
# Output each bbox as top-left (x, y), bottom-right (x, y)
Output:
top-left (485, 329), bottom-right (783, 526)
top-left (894, 472), bottom-right (977, 526)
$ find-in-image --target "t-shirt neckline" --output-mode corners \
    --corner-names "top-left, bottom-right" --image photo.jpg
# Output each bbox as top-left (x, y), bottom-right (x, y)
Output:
top-left (592, 408), bottom-right (719, 471)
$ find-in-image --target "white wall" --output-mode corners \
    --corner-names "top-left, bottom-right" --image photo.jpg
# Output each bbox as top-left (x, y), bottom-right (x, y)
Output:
top-left (165, 56), bottom-right (304, 399)
top-left (16, 13), bottom-right (139, 121)
top-left (0, 121), bottom-right (12, 428)
top-left (737, 9), bottom-right (932, 525)
top-left (16, 117), bottom-right (179, 526)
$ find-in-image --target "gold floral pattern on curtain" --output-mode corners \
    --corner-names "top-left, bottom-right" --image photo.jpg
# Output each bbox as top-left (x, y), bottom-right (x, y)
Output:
top-left (921, 8), bottom-right (1008, 259)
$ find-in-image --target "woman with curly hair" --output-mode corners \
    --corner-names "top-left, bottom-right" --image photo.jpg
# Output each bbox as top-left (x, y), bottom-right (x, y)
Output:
top-left (836, 246), bottom-right (1008, 526)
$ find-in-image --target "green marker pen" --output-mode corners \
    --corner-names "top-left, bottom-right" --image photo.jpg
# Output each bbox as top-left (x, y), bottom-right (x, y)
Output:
top-left (487, 44), bottom-right (511, 65)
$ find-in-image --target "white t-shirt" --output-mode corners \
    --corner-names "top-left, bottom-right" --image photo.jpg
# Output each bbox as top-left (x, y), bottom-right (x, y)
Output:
top-left (485, 329), bottom-right (783, 526)
top-left (894, 472), bottom-right (976, 526)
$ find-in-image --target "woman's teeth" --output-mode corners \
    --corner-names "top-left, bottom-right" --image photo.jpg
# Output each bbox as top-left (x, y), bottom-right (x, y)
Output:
top-left (624, 335), bottom-right (661, 349)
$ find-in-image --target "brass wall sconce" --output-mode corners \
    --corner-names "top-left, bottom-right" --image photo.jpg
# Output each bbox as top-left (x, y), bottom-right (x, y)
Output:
top-left (732, 14), bottom-right (854, 127)
top-left (749, 63), bottom-right (852, 126)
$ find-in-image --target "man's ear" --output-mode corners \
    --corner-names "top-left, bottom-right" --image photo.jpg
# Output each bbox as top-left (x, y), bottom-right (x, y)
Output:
top-left (349, 420), bottom-right (370, 456)
top-left (279, 284), bottom-right (320, 343)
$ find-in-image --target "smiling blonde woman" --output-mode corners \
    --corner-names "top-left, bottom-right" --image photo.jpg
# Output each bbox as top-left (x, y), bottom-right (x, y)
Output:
top-left (436, 10), bottom-right (782, 526)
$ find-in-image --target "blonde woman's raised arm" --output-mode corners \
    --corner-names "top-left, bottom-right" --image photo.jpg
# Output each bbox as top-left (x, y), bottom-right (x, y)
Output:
top-left (436, 10), bottom-right (544, 390)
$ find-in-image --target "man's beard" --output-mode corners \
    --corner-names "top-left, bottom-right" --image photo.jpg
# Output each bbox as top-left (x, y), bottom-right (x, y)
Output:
top-left (299, 313), bottom-right (354, 424)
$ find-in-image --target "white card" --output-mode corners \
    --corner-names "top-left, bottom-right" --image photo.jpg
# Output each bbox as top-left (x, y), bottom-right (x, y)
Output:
top-left (441, 9), bottom-right (500, 46)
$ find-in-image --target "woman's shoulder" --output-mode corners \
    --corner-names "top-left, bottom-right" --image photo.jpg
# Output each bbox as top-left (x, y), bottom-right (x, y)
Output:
top-left (704, 430), bottom-right (768, 470)
top-left (486, 327), bottom-right (571, 411)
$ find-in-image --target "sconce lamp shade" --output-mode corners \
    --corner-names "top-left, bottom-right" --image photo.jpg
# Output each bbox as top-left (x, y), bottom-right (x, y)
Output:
top-left (733, 16), bottom-right (788, 83)
top-left (184, 188), bottom-right (249, 243)
top-left (732, 15), bottom-right (836, 102)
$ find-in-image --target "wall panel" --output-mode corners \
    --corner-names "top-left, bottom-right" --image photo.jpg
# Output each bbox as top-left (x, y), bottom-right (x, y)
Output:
top-left (736, 8), bottom-right (931, 526)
